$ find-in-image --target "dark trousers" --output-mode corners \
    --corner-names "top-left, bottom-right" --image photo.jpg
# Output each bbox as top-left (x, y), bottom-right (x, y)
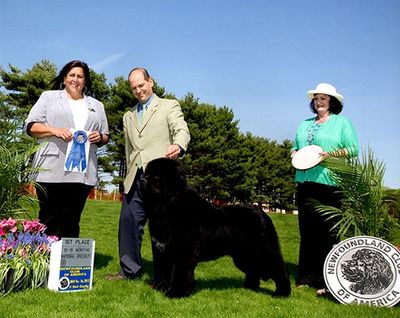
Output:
top-left (296, 182), bottom-right (341, 289)
top-left (118, 169), bottom-right (148, 279)
top-left (35, 182), bottom-right (93, 238)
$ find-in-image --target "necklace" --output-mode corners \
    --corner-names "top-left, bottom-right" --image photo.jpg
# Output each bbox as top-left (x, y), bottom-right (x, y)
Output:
top-left (307, 121), bottom-right (322, 145)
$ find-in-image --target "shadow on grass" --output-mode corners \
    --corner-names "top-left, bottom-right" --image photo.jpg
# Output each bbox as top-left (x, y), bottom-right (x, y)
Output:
top-left (94, 252), bottom-right (113, 269)
top-left (195, 277), bottom-right (276, 296)
top-left (141, 260), bottom-right (298, 297)
top-left (141, 274), bottom-right (278, 297)
top-left (286, 262), bottom-right (298, 280)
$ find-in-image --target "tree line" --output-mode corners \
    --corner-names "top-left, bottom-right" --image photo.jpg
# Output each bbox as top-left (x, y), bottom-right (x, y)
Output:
top-left (0, 60), bottom-right (296, 211)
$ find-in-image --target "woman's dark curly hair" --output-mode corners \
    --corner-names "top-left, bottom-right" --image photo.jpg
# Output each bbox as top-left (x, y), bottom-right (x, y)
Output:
top-left (51, 60), bottom-right (93, 96)
top-left (309, 94), bottom-right (343, 114)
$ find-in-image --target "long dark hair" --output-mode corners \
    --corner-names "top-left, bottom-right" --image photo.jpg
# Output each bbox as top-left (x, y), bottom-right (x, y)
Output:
top-left (51, 60), bottom-right (93, 96)
top-left (309, 95), bottom-right (343, 114)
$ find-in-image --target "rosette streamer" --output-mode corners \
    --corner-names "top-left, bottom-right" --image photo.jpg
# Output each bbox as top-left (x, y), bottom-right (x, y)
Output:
top-left (65, 130), bottom-right (87, 172)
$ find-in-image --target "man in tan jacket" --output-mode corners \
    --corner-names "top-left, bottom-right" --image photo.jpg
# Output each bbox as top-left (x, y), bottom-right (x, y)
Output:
top-left (108, 67), bottom-right (190, 280)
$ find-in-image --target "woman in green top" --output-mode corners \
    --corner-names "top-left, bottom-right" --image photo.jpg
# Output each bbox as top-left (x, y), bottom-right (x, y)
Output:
top-left (291, 83), bottom-right (359, 294)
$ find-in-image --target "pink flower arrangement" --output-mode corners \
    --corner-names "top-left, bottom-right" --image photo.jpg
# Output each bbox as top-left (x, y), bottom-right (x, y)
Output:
top-left (22, 220), bottom-right (46, 234)
top-left (0, 217), bottom-right (59, 294)
top-left (0, 218), bottom-right (17, 236)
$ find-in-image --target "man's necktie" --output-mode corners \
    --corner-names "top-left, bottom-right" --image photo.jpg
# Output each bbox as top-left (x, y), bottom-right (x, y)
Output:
top-left (137, 103), bottom-right (143, 122)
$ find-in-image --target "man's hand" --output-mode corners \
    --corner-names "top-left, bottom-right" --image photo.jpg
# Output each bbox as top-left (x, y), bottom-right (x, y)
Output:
top-left (165, 144), bottom-right (181, 159)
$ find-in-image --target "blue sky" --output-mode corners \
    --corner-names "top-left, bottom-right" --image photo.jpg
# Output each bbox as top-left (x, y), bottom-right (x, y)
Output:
top-left (1, 0), bottom-right (399, 188)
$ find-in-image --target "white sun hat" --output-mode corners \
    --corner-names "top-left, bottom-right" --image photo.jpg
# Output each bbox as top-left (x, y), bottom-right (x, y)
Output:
top-left (307, 83), bottom-right (344, 102)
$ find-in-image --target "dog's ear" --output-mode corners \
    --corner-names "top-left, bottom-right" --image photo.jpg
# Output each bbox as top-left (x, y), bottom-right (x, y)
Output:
top-left (145, 158), bottom-right (188, 195)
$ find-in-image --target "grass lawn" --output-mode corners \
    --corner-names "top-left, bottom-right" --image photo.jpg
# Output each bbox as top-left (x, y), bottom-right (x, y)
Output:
top-left (1, 200), bottom-right (399, 317)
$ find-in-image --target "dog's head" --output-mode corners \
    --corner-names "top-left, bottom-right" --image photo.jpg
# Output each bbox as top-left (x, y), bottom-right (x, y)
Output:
top-left (341, 248), bottom-right (393, 294)
top-left (142, 158), bottom-right (187, 200)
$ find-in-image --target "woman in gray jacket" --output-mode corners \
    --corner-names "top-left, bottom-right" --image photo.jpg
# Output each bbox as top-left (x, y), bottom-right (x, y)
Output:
top-left (25, 60), bottom-right (109, 238)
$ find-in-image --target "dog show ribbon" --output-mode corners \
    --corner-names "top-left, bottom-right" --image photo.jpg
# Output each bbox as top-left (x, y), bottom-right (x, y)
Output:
top-left (64, 130), bottom-right (89, 173)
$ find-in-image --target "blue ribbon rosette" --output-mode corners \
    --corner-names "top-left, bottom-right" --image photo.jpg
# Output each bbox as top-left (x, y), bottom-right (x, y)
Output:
top-left (65, 130), bottom-right (88, 172)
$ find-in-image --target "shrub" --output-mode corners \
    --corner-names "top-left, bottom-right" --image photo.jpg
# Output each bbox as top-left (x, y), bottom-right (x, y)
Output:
top-left (315, 148), bottom-right (397, 240)
top-left (0, 143), bottom-right (42, 219)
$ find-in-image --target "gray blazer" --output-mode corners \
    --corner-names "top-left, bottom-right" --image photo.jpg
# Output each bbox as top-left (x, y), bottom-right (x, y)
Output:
top-left (123, 94), bottom-right (190, 193)
top-left (24, 90), bottom-right (109, 186)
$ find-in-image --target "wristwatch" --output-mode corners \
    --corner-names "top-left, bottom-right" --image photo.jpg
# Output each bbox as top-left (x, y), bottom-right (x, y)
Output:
top-left (96, 133), bottom-right (104, 147)
top-left (178, 145), bottom-right (185, 157)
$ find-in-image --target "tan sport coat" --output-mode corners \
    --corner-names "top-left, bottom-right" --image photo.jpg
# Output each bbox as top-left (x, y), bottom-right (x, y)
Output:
top-left (123, 94), bottom-right (190, 193)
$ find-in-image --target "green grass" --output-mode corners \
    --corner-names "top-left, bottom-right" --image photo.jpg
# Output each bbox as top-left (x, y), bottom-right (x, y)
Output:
top-left (1, 200), bottom-right (399, 317)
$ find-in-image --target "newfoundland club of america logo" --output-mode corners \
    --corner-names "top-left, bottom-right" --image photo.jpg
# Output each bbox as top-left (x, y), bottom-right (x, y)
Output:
top-left (324, 236), bottom-right (400, 307)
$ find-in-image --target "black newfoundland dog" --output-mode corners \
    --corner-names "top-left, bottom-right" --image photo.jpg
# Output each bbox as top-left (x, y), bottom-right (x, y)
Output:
top-left (142, 158), bottom-right (291, 298)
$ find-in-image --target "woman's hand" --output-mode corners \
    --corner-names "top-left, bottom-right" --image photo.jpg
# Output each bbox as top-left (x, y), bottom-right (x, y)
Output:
top-left (52, 128), bottom-right (73, 142)
top-left (89, 131), bottom-right (102, 144)
top-left (30, 123), bottom-right (72, 142)
top-left (321, 149), bottom-right (349, 158)
top-left (319, 151), bottom-right (329, 159)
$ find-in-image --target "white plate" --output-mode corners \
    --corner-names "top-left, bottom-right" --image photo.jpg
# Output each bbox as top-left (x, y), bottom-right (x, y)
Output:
top-left (292, 145), bottom-right (323, 170)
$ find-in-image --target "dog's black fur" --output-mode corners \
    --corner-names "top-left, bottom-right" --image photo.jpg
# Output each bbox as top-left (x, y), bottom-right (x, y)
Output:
top-left (142, 158), bottom-right (291, 298)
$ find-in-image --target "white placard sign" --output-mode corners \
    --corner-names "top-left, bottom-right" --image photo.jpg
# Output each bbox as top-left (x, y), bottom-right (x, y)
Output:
top-left (48, 238), bottom-right (95, 292)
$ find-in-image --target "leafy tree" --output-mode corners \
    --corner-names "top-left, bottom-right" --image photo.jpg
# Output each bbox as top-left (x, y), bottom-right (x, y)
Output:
top-left (99, 76), bottom-right (131, 191)
top-left (179, 93), bottom-right (296, 208)
top-left (180, 94), bottom-right (254, 202)
top-left (244, 134), bottom-right (295, 211)
top-left (275, 139), bottom-right (297, 211)
top-left (0, 91), bottom-right (18, 144)
top-left (384, 188), bottom-right (400, 222)
top-left (0, 60), bottom-right (57, 151)
top-left (0, 60), bottom-right (56, 127)
top-left (86, 70), bottom-right (111, 189)
top-left (89, 71), bottom-right (110, 101)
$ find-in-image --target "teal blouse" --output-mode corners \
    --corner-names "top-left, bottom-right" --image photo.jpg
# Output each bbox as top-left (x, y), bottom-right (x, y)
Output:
top-left (292, 114), bottom-right (359, 186)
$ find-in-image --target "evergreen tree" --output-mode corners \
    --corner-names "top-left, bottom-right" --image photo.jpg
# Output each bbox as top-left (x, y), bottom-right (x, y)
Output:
top-left (243, 134), bottom-right (295, 211)
top-left (0, 91), bottom-right (17, 145)
top-left (180, 93), bottom-right (254, 202)
top-left (0, 60), bottom-right (57, 149)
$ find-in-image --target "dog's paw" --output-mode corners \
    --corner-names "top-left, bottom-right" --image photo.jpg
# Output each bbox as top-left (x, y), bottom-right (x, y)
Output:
top-left (165, 286), bottom-right (192, 298)
top-left (273, 285), bottom-right (291, 297)
top-left (150, 279), bottom-right (170, 292)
